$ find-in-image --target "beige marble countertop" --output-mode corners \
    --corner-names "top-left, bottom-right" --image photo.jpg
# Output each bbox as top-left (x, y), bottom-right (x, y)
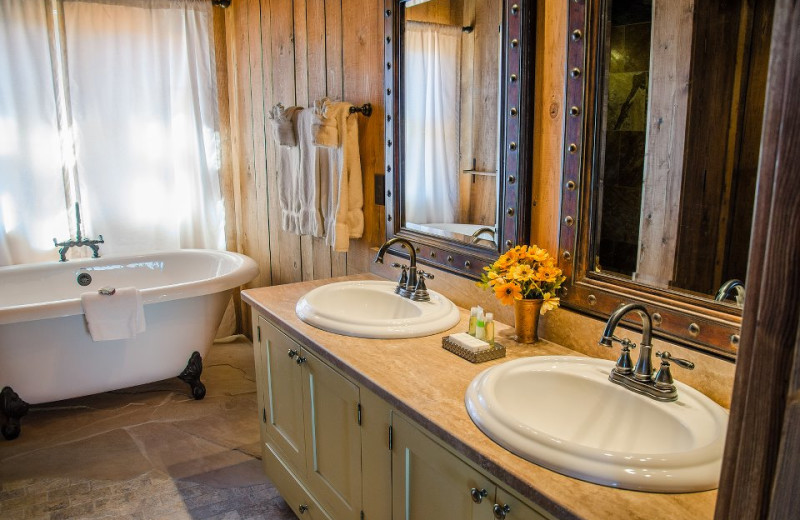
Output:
top-left (242, 274), bottom-right (718, 520)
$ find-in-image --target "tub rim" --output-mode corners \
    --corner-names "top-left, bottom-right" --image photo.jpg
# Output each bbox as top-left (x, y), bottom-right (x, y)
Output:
top-left (0, 249), bottom-right (258, 325)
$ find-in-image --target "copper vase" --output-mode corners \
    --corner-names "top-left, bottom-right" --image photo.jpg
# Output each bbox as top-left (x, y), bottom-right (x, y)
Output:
top-left (514, 298), bottom-right (543, 343)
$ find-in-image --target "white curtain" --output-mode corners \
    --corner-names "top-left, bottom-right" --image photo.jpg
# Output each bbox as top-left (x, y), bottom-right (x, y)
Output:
top-left (0, 0), bottom-right (223, 266)
top-left (403, 21), bottom-right (461, 225)
top-left (0, 1), bottom-right (70, 265)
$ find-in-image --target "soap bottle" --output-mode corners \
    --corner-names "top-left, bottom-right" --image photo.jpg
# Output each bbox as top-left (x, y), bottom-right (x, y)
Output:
top-left (475, 309), bottom-right (486, 340)
top-left (468, 307), bottom-right (478, 335)
top-left (485, 312), bottom-right (495, 345)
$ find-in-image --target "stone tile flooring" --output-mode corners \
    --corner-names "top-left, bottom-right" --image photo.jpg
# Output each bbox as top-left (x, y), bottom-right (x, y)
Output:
top-left (0, 339), bottom-right (297, 520)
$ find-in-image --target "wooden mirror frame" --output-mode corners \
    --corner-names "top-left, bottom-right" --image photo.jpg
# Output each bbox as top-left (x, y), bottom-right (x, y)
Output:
top-left (557, 0), bottom-right (742, 359)
top-left (383, 0), bottom-right (536, 279)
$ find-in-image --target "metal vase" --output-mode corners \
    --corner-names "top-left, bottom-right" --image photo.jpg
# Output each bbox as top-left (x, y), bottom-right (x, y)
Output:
top-left (514, 298), bottom-right (543, 343)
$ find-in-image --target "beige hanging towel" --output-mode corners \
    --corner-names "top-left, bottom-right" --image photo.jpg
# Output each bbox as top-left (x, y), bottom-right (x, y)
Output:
top-left (313, 98), bottom-right (364, 252)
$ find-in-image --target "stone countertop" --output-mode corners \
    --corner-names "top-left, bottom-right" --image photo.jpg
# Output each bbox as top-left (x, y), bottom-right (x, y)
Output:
top-left (242, 274), bottom-right (718, 520)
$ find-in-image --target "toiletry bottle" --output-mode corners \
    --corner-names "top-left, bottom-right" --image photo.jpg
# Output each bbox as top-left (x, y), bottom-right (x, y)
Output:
top-left (468, 307), bottom-right (478, 335)
top-left (485, 312), bottom-right (495, 345)
top-left (475, 310), bottom-right (486, 340)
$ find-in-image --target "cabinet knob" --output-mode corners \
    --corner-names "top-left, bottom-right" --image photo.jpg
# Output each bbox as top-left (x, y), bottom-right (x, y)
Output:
top-left (470, 487), bottom-right (489, 503)
top-left (287, 349), bottom-right (298, 359)
top-left (298, 504), bottom-right (309, 514)
top-left (296, 356), bottom-right (307, 365)
top-left (493, 504), bottom-right (511, 519)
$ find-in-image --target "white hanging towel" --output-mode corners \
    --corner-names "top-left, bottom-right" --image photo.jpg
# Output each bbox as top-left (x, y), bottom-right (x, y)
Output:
top-left (295, 108), bottom-right (327, 237)
top-left (313, 98), bottom-right (364, 252)
top-left (81, 287), bottom-right (146, 341)
top-left (268, 103), bottom-right (304, 234)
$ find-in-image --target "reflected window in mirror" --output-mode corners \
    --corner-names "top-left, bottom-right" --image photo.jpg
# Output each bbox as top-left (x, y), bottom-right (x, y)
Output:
top-left (384, 0), bottom-right (535, 278)
top-left (559, 0), bottom-right (774, 356)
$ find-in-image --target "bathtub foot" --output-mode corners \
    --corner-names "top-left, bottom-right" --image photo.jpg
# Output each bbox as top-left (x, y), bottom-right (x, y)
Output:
top-left (178, 351), bottom-right (206, 400)
top-left (1, 386), bottom-right (30, 441)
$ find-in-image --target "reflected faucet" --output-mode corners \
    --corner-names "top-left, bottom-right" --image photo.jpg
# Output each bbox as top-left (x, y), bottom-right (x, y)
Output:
top-left (53, 203), bottom-right (104, 262)
top-left (375, 237), bottom-right (432, 301)
top-left (715, 279), bottom-right (745, 305)
top-left (470, 226), bottom-right (496, 244)
top-left (599, 303), bottom-right (694, 401)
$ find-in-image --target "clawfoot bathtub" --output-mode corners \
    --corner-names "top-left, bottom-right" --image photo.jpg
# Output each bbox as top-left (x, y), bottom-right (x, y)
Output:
top-left (0, 249), bottom-right (258, 439)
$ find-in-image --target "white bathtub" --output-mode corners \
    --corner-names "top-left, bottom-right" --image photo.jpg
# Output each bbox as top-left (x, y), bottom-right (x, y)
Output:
top-left (0, 249), bottom-right (258, 406)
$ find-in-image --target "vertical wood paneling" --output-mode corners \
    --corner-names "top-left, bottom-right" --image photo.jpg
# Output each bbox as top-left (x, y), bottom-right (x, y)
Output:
top-left (342, 0), bottom-right (383, 275)
top-left (325, 0), bottom-right (349, 278)
top-left (530, 0), bottom-right (565, 252)
top-left (307, 0), bottom-right (334, 280)
top-left (269, 0), bottom-right (303, 284)
top-left (224, 0), bottom-right (385, 310)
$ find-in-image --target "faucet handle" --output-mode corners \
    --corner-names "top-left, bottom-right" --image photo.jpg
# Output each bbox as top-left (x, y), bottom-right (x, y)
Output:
top-left (656, 351), bottom-right (695, 370)
top-left (418, 270), bottom-right (433, 280)
top-left (410, 270), bottom-right (431, 302)
top-left (653, 351), bottom-right (694, 392)
top-left (391, 263), bottom-right (409, 295)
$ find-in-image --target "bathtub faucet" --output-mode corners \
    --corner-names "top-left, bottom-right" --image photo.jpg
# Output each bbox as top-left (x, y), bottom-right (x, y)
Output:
top-left (53, 203), bottom-right (104, 262)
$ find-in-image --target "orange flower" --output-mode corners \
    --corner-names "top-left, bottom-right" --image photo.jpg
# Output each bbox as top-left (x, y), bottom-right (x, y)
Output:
top-left (494, 281), bottom-right (522, 306)
top-left (540, 292), bottom-right (560, 314)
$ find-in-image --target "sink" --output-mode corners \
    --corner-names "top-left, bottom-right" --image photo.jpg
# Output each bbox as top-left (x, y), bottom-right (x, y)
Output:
top-left (465, 356), bottom-right (728, 492)
top-left (295, 280), bottom-right (460, 338)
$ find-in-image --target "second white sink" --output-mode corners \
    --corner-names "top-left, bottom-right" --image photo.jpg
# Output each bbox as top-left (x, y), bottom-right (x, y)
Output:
top-left (465, 356), bottom-right (728, 492)
top-left (296, 280), bottom-right (460, 338)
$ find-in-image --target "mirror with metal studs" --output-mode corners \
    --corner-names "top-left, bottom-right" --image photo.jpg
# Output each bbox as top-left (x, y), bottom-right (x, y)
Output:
top-left (559, 0), bottom-right (774, 357)
top-left (384, 0), bottom-right (535, 278)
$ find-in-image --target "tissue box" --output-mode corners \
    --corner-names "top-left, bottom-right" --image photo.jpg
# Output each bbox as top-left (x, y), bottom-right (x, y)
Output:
top-left (442, 334), bottom-right (506, 363)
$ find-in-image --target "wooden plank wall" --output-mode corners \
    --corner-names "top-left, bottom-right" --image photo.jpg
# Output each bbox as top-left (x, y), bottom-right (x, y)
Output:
top-left (222, 0), bottom-right (385, 334)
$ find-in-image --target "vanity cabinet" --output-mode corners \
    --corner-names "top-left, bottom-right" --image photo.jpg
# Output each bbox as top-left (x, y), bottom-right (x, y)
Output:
top-left (252, 310), bottom-right (552, 520)
top-left (391, 412), bottom-right (550, 520)
top-left (256, 316), bottom-right (362, 520)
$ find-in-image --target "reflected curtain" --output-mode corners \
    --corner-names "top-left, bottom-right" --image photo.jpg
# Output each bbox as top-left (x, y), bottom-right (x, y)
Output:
top-left (0, 0), bottom-right (223, 266)
top-left (403, 21), bottom-right (461, 225)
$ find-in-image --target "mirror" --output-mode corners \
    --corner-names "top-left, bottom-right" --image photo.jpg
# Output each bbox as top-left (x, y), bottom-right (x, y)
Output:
top-left (559, 0), bottom-right (774, 357)
top-left (384, 0), bottom-right (535, 278)
top-left (402, 0), bottom-right (501, 250)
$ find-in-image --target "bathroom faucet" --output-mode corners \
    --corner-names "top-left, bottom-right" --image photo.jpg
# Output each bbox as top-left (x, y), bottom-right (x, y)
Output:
top-left (53, 203), bottom-right (104, 262)
top-left (374, 237), bottom-right (432, 301)
top-left (599, 303), bottom-right (694, 401)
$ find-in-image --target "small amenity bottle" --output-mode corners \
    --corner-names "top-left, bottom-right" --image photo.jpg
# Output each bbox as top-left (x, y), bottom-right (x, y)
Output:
top-left (484, 312), bottom-right (495, 345)
top-left (475, 309), bottom-right (486, 340)
top-left (468, 307), bottom-right (478, 335)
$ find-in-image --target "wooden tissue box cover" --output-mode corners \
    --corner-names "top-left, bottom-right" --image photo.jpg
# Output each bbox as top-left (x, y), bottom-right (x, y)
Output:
top-left (442, 336), bottom-right (506, 363)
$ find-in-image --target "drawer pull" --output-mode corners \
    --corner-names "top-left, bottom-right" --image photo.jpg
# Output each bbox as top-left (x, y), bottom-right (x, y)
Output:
top-left (287, 349), bottom-right (298, 359)
top-left (298, 504), bottom-right (309, 514)
top-left (493, 504), bottom-right (511, 519)
top-left (470, 487), bottom-right (488, 503)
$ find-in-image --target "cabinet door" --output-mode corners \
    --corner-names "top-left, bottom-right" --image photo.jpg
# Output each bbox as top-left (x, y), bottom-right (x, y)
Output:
top-left (301, 349), bottom-right (362, 520)
top-left (492, 487), bottom-right (550, 520)
top-left (260, 318), bottom-right (306, 475)
top-left (392, 412), bottom-right (494, 520)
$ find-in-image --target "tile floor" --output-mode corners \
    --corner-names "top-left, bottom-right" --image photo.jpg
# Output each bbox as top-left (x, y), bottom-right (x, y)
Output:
top-left (0, 339), bottom-right (297, 520)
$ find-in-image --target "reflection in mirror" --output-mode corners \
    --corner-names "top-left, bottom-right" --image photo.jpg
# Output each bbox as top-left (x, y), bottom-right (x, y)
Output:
top-left (592, 0), bottom-right (772, 308)
top-left (402, 0), bottom-right (500, 249)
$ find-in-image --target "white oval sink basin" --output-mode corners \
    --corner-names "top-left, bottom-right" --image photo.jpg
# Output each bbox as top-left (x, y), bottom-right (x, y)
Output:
top-left (296, 280), bottom-right (460, 338)
top-left (465, 356), bottom-right (728, 492)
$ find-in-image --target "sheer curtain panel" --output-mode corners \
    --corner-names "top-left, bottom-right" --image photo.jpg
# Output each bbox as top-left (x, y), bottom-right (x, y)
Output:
top-left (0, 0), bottom-right (223, 266)
top-left (0, 1), bottom-right (70, 265)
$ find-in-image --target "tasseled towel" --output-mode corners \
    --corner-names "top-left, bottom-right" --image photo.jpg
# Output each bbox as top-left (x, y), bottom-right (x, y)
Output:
top-left (313, 98), bottom-right (364, 252)
top-left (268, 103), bottom-right (324, 237)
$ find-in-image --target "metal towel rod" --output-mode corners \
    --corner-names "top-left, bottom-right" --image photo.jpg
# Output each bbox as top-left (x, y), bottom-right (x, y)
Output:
top-left (349, 103), bottom-right (373, 117)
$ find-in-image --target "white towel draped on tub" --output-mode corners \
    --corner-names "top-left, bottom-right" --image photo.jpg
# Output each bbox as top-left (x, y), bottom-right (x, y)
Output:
top-left (81, 287), bottom-right (146, 341)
